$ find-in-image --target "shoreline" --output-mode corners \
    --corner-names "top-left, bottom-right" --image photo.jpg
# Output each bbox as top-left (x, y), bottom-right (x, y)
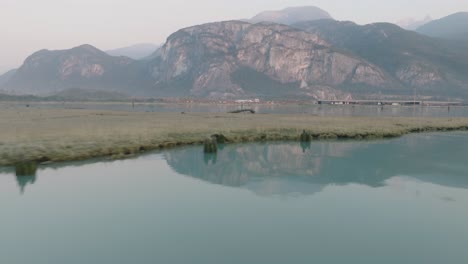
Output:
top-left (1, 108), bottom-right (468, 166)
top-left (1, 100), bottom-right (467, 107)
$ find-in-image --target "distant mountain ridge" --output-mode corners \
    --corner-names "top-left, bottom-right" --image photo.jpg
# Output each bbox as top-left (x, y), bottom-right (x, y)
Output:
top-left (293, 20), bottom-right (468, 97)
top-left (248, 6), bottom-right (333, 25)
top-left (106, 43), bottom-right (160, 59)
top-left (0, 88), bottom-right (130, 102)
top-left (0, 69), bottom-right (16, 86)
top-left (397, 16), bottom-right (432, 30)
top-left (3, 44), bottom-right (153, 96)
top-left (3, 6), bottom-right (468, 100)
top-left (416, 12), bottom-right (468, 40)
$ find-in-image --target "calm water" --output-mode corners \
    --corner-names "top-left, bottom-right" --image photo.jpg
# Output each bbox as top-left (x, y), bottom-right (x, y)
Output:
top-left (1, 133), bottom-right (468, 264)
top-left (2, 101), bottom-right (468, 117)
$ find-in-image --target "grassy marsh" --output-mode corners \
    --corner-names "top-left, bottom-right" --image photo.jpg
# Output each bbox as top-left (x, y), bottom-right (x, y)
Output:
top-left (1, 108), bottom-right (468, 166)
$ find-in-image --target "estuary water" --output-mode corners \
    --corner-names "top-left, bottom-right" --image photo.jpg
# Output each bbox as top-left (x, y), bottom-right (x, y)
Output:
top-left (1, 133), bottom-right (468, 264)
top-left (2, 101), bottom-right (468, 117)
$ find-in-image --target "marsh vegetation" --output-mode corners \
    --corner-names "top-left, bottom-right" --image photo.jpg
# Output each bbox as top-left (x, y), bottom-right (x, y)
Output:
top-left (1, 108), bottom-right (468, 166)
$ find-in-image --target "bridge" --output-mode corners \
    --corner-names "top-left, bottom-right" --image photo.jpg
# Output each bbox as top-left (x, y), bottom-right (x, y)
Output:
top-left (317, 100), bottom-right (463, 106)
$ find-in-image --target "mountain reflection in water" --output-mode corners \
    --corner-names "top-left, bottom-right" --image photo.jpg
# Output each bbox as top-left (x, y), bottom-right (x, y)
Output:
top-left (2, 132), bottom-right (468, 197)
top-left (165, 133), bottom-right (468, 196)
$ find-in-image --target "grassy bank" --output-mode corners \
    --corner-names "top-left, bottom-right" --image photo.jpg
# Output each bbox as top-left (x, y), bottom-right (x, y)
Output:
top-left (1, 108), bottom-right (468, 166)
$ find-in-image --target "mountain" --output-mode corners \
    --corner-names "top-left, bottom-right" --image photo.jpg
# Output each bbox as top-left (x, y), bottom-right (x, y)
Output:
top-left (249, 6), bottom-right (333, 25)
top-left (416, 12), bottom-right (468, 40)
top-left (397, 16), bottom-right (432, 30)
top-left (0, 88), bottom-right (129, 102)
top-left (4, 20), bottom-right (468, 100)
top-left (0, 93), bottom-right (43, 102)
top-left (2, 44), bottom-right (153, 96)
top-left (0, 69), bottom-right (16, 86)
top-left (149, 20), bottom-right (392, 99)
top-left (106, 43), bottom-right (160, 59)
top-left (293, 20), bottom-right (468, 98)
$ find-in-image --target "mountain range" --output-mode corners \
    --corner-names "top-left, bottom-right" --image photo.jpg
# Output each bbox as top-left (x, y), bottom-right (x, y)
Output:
top-left (2, 44), bottom-right (152, 96)
top-left (416, 12), bottom-right (468, 41)
top-left (397, 16), bottom-right (432, 30)
top-left (1, 7), bottom-right (468, 100)
top-left (248, 6), bottom-right (333, 25)
top-left (294, 20), bottom-right (468, 97)
top-left (149, 20), bottom-right (392, 99)
top-left (106, 43), bottom-right (160, 60)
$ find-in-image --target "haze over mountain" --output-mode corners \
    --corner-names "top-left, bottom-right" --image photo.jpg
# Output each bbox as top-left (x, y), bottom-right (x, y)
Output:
top-left (294, 20), bottom-right (468, 98)
top-left (2, 44), bottom-right (152, 96)
top-left (149, 21), bottom-right (388, 99)
top-left (106, 43), bottom-right (160, 60)
top-left (397, 16), bottom-right (432, 30)
top-left (248, 6), bottom-right (333, 25)
top-left (0, 67), bottom-right (12, 75)
top-left (0, 69), bottom-right (16, 87)
top-left (3, 0), bottom-right (468, 74)
top-left (416, 12), bottom-right (468, 40)
top-left (3, 5), bottom-right (468, 100)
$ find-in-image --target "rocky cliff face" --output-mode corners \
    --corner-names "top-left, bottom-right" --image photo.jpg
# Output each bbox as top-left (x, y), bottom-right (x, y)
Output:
top-left (4, 20), bottom-right (468, 99)
top-left (3, 44), bottom-right (152, 95)
top-left (293, 20), bottom-right (468, 97)
top-left (150, 21), bottom-right (392, 99)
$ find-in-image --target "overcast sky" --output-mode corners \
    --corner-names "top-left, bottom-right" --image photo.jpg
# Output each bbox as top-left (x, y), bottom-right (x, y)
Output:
top-left (1, 0), bottom-right (467, 73)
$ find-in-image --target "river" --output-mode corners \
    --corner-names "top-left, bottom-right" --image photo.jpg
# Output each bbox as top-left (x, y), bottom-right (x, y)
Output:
top-left (1, 132), bottom-right (467, 263)
top-left (1, 101), bottom-right (467, 117)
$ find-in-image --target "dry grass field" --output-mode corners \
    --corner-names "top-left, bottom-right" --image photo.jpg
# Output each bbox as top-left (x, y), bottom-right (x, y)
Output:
top-left (1, 107), bottom-right (468, 166)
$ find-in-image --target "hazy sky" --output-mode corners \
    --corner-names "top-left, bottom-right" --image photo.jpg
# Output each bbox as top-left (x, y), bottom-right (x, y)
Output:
top-left (1, 0), bottom-right (467, 73)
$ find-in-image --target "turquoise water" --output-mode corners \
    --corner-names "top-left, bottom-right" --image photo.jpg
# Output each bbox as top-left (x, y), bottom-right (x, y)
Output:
top-left (1, 133), bottom-right (468, 263)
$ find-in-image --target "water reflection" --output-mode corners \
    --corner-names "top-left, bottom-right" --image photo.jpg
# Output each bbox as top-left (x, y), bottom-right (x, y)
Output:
top-left (15, 162), bottom-right (38, 194)
top-left (203, 153), bottom-right (217, 165)
top-left (16, 174), bottom-right (36, 194)
top-left (0, 163), bottom-right (39, 194)
top-left (165, 133), bottom-right (468, 196)
top-left (15, 161), bottom-right (38, 176)
top-left (2, 132), bottom-right (468, 196)
top-left (300, 141), bottom-right (311, 153)
top-left (1, 133), bottom-right (467, 264)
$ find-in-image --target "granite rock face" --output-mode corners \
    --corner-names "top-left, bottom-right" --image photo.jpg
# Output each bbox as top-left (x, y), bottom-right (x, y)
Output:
top-left (294, 20), bottom-right (468, 97)
top-left (4, 19), bottom-right (468, 100)
top-left (150, 21), bottom-right (390, 99)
